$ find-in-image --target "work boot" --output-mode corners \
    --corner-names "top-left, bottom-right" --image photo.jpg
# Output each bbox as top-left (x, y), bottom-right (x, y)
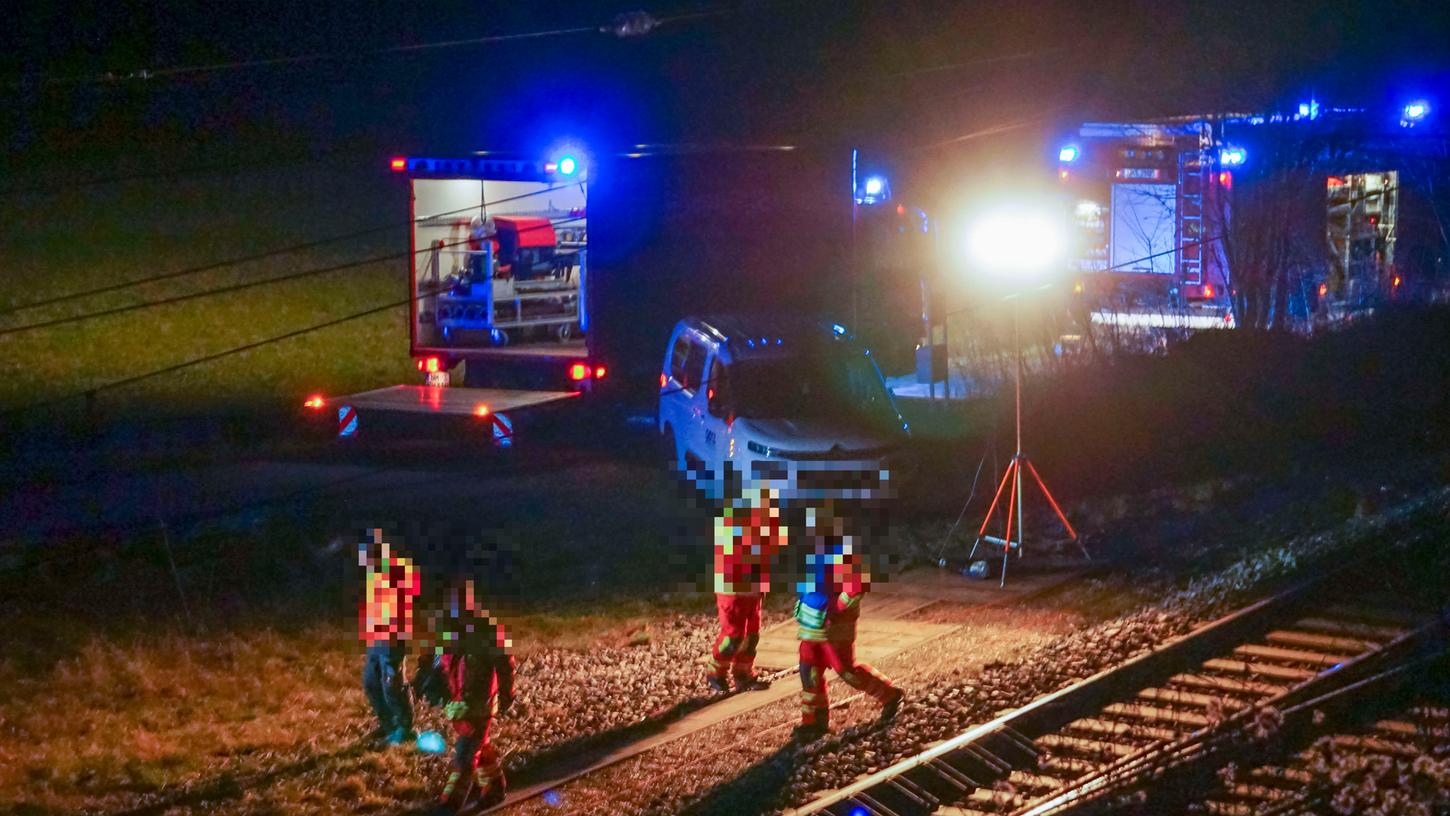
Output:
top-left (733, 673), bottom-right (770, 691)
top-left (433, 773), bottom-right (470, 815)
top-left (879, 688), bottom-right (904, 723)
top-left (792, 722), bottom-right (828, 744)
top-left (705, 674), bottom-right (730, 693)
top-left (474, 781), bottom-right (506, 810)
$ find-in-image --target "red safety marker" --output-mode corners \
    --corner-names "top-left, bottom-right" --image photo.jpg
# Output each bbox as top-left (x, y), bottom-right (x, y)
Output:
top-left (489, 411), bottom-right (513, 447)
top-left (338, 405), bottom-right (359, 438)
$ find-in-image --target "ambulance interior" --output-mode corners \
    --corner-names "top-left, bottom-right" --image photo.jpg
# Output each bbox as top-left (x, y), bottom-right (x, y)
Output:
top-left (412, 176), bottom-right (587, 350)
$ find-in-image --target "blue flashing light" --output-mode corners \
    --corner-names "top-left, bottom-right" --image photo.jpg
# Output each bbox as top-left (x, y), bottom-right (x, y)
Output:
top-left (1058, 145), bottom-right (1080, 163)
top-left (1403, 100), bottom-right (1430, 123)
top-left (856, 175), bottom-right (889, 205)
top-left (556, 155), bottom-right (579, 176)
top-left (542, 790), bottom-right (563, 807)
top-left (416, 731), bottom-right (447, 754)
top-left (850, 807), bottom-right (870, 816)
top-left (1219, 146), bottom-right (1247, 167)
top-left (832, 323), bottom-right (847, 336)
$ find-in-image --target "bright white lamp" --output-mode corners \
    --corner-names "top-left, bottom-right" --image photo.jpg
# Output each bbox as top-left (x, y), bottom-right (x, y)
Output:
top-left (960, 204), bottom-right (1087, 585)
top-left (964, 208), bottom-right (1066, 280)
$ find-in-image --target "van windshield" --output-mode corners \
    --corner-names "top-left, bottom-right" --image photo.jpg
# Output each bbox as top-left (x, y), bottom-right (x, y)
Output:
top-left (726, 350), bottom-right (899, 431)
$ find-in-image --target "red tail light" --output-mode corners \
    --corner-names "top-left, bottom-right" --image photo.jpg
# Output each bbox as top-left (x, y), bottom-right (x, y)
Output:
top-left (389, 157), bottom-right (407, 172)
top-left (417, 356), bottom-right (442, 373)
top-left (1392, 275), bottom-right (1402, 288)
top-left (569, 363), bottom-right (589, 381)
top-left (474, 404), bottom-right (490, 417)
top-left (303, 395), bottom-right (325, 410)
top-left (1202, 284), bottom-right (1215, 298)
top-left (659, 373), bottom-right (667, 388)
top-left (594, 365), bottom-right (607, 380)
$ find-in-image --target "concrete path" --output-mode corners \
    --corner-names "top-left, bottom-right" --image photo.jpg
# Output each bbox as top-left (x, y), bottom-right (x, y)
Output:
top-left (486, 596), bottom-right (959, 813)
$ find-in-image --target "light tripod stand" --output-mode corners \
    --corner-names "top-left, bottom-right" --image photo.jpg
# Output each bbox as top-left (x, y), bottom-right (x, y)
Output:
top-left (967, 300), bottom-right (1090, 587)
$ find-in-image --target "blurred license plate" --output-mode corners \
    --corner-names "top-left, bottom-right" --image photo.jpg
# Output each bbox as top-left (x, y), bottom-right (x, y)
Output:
top-left (425, 371), bottom-right (451, 388)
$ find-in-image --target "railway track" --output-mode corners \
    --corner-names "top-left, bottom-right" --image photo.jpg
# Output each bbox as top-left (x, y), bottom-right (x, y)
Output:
top-left (789, 564), bottom-right (1447, 816)
top-left (1186, 696), bottom-right (1450, 816)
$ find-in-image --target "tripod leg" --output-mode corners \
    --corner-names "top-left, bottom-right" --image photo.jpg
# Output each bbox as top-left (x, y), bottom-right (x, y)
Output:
top-left (1000, 460), bottom-right (1017, 588)
top-left (976, 462), bottom-right (1016, 537)
top-left (1024, 458), bottom-right (1090, 561)
top-left (970, 460), bottom-right (1016, 563)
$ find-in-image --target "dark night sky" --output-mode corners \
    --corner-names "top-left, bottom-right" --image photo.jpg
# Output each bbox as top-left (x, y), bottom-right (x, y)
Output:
top-left (4, 0), bottom-right (1449, 184)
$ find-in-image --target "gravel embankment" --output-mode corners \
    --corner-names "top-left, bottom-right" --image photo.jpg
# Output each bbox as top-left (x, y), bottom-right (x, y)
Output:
top-left (499, 613), bottom-right (722, 772)
top-left (772, 489), bottom-right (1450, 811)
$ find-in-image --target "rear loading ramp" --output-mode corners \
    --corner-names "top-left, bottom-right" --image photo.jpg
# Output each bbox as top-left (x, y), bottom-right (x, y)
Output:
top-left (328, 385), bottom-right (578, 416)
top-left (306, 385), bottom-right (581, 444)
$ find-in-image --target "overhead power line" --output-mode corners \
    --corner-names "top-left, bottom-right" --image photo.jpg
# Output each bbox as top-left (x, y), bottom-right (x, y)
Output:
top-left (882, 48), bottom-right (1067, 80)
top-left (25, 5), bottom-right (754, 88)
top-left (5, 217), bottom-right (577, 416)
top-left (0, 183), bottom-right (575, 318)
top-left (0, 214), bottom-right (581, 338)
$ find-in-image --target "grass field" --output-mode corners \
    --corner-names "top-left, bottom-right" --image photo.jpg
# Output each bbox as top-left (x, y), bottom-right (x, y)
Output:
top-left (0, 158), bottom-right (418, 418)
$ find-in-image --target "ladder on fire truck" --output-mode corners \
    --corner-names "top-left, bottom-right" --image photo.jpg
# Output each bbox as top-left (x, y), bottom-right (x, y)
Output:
top-left (1176, 143), bottom-right (1209, 292)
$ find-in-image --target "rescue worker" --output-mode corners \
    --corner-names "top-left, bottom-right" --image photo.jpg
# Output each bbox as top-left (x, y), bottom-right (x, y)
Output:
top-left (707, 484), bottom-right (786, 692)
top-left (793, 502), bottom-right (903, 743)
top-left (428, 577), bottom-right (515, 814)
top-left (359, 527), bottom-right (418, 745)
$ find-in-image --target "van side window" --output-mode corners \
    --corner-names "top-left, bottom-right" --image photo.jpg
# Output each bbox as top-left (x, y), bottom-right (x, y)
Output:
top-left (681, 341), bottom-right (706, 393)
top-left (669, 336), bottom-right (691, 386)
top-left (708, 359), bottom-right (731, 417)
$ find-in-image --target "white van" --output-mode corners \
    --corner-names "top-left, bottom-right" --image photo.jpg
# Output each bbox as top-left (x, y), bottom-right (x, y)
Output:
top-left (657, 315), bottom-right (908, 502)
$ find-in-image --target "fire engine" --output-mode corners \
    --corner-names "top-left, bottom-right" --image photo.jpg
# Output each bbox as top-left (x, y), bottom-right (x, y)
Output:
top-left (1057, 120), bottom-right (1237, 335)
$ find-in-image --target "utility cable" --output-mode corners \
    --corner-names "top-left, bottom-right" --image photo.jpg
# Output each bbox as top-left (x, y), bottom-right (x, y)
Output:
top-left (0, 183), bottom-right (576, 317)
top-left (3, 216), bottom-right (579, 416)
top-left (883, 48), bottom-right (1067, 80)
top-left (0, 215), bottom-right (580, 337)
top-left (24, 5), bottom-right (764, 88)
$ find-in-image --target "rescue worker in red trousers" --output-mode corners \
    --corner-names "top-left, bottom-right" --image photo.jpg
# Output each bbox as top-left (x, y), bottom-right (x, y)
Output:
top-left (359, 528), bottom-right (419, 745)
top-left (793, 502), bottom-right (903, 742)
top-left (426, 577), bottom-right (516, 814)
top-left (707, 484), bottom-right (787, 692)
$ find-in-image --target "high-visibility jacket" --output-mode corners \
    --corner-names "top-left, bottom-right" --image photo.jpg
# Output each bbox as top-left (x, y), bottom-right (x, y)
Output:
top-left (713, 505), bottom-right (786, 595)
top-left (796, 536), bottom-right (866, 642)
top-left (440, 619), bottom-right (516, 723)
top-left (361, 556), bottom-right (420, 644)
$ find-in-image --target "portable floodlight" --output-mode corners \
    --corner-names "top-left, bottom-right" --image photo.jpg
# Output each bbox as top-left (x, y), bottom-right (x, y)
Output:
top-left (960, 206), bottom-right (1090, 585)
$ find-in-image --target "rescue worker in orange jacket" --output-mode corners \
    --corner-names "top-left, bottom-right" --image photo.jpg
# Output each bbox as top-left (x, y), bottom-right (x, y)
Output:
top-left (793, 502), bottom-right (902, 742)
top-left (359, 528), bottom-right (419, 745)
top-left (707, 485), bottom-right (787, 692)
top-left (427, 577), bottom-right (516, 814)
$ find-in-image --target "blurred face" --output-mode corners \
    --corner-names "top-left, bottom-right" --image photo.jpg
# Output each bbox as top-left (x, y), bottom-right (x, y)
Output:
top-left (359, 528), bottom-right (388, 568)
